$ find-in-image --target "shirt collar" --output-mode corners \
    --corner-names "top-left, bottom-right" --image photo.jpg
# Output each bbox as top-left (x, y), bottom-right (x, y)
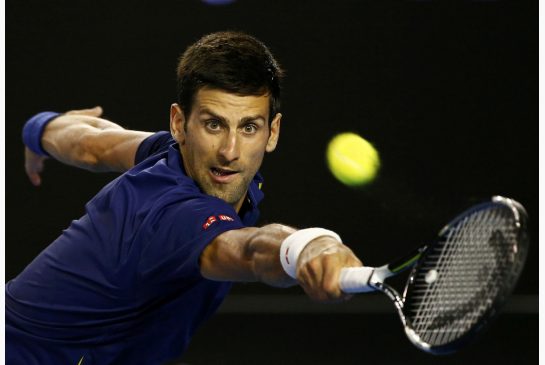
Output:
top-left (247, 172), bottom-right (264, 207)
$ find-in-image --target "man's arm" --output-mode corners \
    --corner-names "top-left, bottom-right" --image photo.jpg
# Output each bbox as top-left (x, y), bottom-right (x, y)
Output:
top-left (24, 106), bottom-right (154, 186)
top-left (200, 224), bottom-right (363, 302)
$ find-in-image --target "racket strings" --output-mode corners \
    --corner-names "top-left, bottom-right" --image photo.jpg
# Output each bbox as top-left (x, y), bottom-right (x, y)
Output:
top-left (405, 206), bottom-right (520, 346)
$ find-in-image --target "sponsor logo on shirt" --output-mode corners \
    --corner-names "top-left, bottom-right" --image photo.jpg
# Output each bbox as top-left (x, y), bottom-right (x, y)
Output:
top-left (218, 214), bottom-right (234, 222)
top-left (202, 216), bottom-right (217, 230)
top-left (202, 215), bottom-right (235, 229)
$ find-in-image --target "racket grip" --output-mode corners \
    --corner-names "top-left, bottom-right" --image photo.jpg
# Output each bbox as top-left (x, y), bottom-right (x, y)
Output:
top-left (339, 267), bottom-right (376, 293)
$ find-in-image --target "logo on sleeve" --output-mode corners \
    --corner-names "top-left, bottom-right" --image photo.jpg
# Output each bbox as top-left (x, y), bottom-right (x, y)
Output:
top-left (202, 216), bottom-right (217, 230)
top-left (202, 214), bottom-right (235, 230)
top-left (218, 214), bottom-right (234, 222)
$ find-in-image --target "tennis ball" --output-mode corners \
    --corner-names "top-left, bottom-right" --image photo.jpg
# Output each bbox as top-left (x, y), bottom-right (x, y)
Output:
top-left (326, 132), bottom-right (380, 186)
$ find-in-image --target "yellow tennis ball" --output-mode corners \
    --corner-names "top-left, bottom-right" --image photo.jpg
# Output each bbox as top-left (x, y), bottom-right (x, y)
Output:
top-left (326, 132), bottom-right (380, 186)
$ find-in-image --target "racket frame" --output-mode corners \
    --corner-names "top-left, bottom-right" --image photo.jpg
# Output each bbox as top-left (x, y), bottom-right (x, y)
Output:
top-left (339, 196), bottom-right (529, 354)
top-left (399, 196), bottom-right (529, 354)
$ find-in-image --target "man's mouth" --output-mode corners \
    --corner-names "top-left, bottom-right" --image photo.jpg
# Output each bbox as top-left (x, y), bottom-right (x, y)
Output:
top-left (209, 167), bottom-right (239, 183)
top-left (210, 167), bottom-right (238, 176)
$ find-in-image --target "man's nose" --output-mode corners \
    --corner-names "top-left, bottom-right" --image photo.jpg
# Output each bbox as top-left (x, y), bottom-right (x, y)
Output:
top-left (218, 131), bottom-right (240, 163)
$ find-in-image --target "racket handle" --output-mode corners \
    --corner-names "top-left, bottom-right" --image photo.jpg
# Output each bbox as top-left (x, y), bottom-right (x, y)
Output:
top-left (339, 267), bottom-right (376, 293)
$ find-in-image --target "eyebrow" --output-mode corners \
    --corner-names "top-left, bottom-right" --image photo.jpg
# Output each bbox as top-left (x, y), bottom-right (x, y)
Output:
top-left (199, 108), bottom-right (266, 124)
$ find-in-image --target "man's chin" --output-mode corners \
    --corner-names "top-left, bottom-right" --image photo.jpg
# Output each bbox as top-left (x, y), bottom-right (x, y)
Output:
top-left (203, 185), bottom-right (245, 206)
top-left (197, 173), bottom-right (252, 206)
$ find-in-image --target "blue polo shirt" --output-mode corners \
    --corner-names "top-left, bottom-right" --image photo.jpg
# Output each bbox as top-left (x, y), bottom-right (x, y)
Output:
top-left (6, 132), bottom-right (264, 365)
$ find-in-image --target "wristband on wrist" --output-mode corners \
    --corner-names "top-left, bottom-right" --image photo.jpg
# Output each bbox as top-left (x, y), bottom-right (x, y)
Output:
top-left (279, 228), bottom-right (342, 278)
top-left (22, 111), bottom-right (61, 156)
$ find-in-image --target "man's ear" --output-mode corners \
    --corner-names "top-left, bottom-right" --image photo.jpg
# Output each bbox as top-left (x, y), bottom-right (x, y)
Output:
top-left (170, 104), bottom-right (186, 145)
top-left (266, 113), bottom-right (282, 153)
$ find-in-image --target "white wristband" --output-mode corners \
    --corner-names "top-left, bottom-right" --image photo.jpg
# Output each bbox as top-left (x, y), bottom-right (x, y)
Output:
top-left (279, 228), bottom-right (342, 278)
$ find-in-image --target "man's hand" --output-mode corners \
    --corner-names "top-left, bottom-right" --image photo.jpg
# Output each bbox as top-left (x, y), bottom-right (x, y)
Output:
top-left (296, 237), bottom-right (363, 302)
top-left (63, 106), bottom-right (103, 118)
top-left (25, 147), bottom-right (48, 186)
top-left (24, 106), bottom-right (104, 186)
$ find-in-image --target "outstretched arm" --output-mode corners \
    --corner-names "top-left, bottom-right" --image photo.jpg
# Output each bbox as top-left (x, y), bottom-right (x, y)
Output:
top-left (24, 107), bottom-right (154, 186)
top-left (200, 224), bottom-right (363, 302)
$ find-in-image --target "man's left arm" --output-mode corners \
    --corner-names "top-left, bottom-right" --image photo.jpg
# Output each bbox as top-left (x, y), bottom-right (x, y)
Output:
top-left (23, 106), bottom-right (154, 186)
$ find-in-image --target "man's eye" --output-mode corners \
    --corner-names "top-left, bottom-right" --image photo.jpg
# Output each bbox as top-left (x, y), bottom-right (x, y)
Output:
top-left (206, 120), bottom-right (221, 130)
top-left (243, 124), bottom-right (258, 134)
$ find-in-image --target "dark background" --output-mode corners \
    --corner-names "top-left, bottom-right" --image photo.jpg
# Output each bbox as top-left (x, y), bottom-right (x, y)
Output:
top-left (6, 0), bottom-right (537, 364)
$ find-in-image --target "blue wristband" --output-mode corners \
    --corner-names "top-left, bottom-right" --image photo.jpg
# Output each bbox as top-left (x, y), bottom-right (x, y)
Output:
top-left (22, 111), bottom-right (61, 156)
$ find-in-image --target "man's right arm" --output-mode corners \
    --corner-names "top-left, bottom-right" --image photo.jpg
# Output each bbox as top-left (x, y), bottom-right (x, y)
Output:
top-left (200, 224), bottom-right (363, 302)
top-left (24, 107), bottom-right (154, 185)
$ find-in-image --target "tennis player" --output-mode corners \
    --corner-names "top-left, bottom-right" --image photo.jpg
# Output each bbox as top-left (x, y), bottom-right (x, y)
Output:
top-left (7, 31), bottom-right (363, 365)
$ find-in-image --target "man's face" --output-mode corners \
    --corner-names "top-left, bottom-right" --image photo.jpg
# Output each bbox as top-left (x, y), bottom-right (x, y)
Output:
top-left (170, 87), bottom-right (281, 211)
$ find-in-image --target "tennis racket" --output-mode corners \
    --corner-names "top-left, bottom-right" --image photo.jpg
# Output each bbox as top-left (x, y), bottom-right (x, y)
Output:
top-left (339, 196), bottom-right (529, 354)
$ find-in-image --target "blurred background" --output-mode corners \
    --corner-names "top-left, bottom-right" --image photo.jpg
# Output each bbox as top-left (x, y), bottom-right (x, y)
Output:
top-left (6, 0), bottom-right (537, 364)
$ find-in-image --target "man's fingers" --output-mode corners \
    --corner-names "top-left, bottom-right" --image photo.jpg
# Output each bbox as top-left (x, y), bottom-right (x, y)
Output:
top-left (27, 173), bottom-right (42, 187)
top-left (297, 258), bottom-right (323, 298)
top-left (321, 255), bottom-right (343, 300)
top-left (298, 254), bottom-right (346, 302)
top-left (24, 147), bottom-right (46, 186)
top-left (25, 164), bottom-right (43, 186)
top-left (25, 160), bottom-right (43, 186)
top-left (298, 247), bottom-right (363, 303)
top-left (65, 106), bottom-right (103, 117)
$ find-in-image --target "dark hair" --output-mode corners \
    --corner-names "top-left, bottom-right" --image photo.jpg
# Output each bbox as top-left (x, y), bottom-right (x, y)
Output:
top-left (176, 31), bottom-right (284, 122)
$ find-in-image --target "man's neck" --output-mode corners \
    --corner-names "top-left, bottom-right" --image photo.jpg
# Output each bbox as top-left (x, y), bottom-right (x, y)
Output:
top-left (233, 193), bottom-right (248, 214)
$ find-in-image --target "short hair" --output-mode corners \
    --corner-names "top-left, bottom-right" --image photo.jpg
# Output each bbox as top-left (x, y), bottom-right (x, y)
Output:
top-left (176, 31), bottom-right (284, 122)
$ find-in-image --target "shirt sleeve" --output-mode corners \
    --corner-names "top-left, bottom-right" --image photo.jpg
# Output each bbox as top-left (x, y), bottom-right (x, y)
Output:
top-left (134, 131), bottom-right (174, 165)
top-left (137, 195), bottom-right (245, 289)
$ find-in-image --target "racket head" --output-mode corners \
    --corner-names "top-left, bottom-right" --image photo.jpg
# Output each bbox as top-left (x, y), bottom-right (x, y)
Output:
top-left (401, 196), bottom-right (529, 354)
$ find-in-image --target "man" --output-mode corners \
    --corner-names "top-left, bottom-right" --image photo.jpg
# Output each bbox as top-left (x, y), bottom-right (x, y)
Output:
top-left (7, 31), bottom-right (363, 364)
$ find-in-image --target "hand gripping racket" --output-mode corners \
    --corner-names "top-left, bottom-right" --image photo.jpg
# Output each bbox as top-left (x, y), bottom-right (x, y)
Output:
top-left (339, 196), bottom-right (529, 354)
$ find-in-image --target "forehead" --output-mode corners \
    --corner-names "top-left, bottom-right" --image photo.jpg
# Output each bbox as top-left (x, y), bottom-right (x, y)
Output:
top-left (191, 87), bottom-right (270, 120)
